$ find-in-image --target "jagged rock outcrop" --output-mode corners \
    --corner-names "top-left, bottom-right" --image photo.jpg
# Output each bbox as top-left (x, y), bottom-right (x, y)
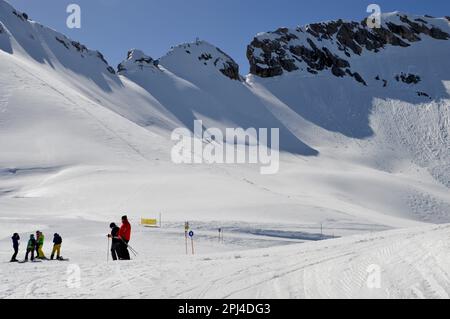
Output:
top-left (247, 13), bottom-right (450, 85)
top-left (395, 73), bottom-right (421, 85)
top-left (11, 9), bottom-right (28, 21)
top-left (54, 35), bottom-right (116, 74)
top-left (417, 91), bottom-right (431, 98)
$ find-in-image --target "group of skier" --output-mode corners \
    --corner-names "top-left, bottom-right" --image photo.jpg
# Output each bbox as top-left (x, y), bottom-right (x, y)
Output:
top-left (10, 231), bottom-right (63, 263)
top-left (108, 215), bottom-right (132, 261)
top-left (9, 215), bottom-right (133, 263)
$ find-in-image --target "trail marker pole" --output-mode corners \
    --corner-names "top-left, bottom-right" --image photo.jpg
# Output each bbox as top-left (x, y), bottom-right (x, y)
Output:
top-left (189, 231), bottom-right (195, 255)
top-left (218, 228), bottom-right (221, 243)
top-left (185, 231), bottom-right (188, 255)
top-left (184, 222), bottom-right (190, 255)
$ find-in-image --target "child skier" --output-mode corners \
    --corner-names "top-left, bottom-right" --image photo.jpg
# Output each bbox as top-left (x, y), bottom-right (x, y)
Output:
top-left (108, 223), bottom-right (122, 261)
top-left (51, 233), bottom-right (63, 260)
top-left (25, 234), bottom-right (36, 262)
top-left (36, 231), bottom-right (47, 259)
top-left (10, 233), bottom-right (20, 262)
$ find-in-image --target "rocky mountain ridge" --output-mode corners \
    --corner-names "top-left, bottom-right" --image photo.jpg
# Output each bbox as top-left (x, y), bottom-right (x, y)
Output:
top-left (247, 13), bottom-right (450, 85)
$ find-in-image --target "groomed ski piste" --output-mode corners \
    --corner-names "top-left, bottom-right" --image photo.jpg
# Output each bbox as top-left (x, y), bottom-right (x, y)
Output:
top-left (1, 222), bottom-right (450, 299)
top-left (1, 0), bottom-right (450, 298)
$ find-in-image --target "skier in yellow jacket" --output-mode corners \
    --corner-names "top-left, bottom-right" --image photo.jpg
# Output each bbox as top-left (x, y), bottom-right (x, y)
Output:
top-left (36, 231), bottom-right (47, 259)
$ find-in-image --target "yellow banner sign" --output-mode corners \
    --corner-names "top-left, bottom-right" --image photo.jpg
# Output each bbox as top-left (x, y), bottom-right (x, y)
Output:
top-left (141, 218), bottom-right (158, 226)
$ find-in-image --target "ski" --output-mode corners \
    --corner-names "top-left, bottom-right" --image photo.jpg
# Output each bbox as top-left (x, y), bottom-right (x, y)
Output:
top-left (18, 260), bottom-right (42, 264)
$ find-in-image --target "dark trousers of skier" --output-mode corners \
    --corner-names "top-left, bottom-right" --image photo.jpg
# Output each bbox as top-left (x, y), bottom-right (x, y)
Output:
top-left (111, 242), bottom-right (122, 261)
top-left (11, 246), bottom-right (19, 262)
top-left (120, 240), bottom-right (131, 260)
top-left (25, 248), bottom-right (34, 261)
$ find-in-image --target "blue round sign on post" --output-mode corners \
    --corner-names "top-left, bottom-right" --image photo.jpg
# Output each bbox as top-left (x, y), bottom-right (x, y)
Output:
top-left (189, 231), bottom-right (194, 237)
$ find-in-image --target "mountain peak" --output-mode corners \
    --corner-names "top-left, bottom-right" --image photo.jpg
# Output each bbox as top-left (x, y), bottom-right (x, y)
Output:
top-left (117, 41), bottom-right (242, 81)
top-left (160, 40), bottom-right (243, 81)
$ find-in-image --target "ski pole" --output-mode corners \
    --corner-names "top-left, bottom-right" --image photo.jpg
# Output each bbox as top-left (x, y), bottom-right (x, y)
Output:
top-left (126, 243), bottom-right (138, 256)
top-left (107, 236), bottom-right (110, 263)
top-left (127, 244), bottom-right (138, 256)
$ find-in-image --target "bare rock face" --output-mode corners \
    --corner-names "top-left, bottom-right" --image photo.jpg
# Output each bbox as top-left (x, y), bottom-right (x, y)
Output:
top-left (54, 35), bottom-right (116, 74)
top-left (218, 58), bottom-right (241, 81)
top-left (12, 9), bottom-right (28, 21)
top-left (211, 46), bottom-right (241, 81)
top-left (247, 13), bottom-right (450, 85)
top-left (395, 73), bottom-right (421, 84)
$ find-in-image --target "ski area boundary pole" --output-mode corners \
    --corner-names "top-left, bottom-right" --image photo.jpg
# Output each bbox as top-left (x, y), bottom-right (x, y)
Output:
top-left (185, 231), bottom-right (188, 255)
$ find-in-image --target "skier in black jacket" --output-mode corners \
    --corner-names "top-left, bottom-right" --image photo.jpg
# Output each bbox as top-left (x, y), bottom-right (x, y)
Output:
top-left (10, 233), bottom-right (20, 262)
top-left (108, 223), bottom-right (122, 260)
top-left (51, 233), bottom-right (63, 260)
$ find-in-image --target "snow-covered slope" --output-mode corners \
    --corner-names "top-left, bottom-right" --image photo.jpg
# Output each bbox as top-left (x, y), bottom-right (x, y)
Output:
top-left (0, 0), bottom-right (449, 227)
top-left (246, 13), bottom-right (450, 193)
top-left (117, 41), bottom-right (316, 154)
top-left (2, 221), bottom-right (450, 299)
top-left (0, 0), bottom-right (449, 226)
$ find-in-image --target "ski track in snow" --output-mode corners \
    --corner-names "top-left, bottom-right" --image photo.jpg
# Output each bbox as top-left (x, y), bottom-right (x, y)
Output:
top-left (1, 224), bottom-right (450, 299)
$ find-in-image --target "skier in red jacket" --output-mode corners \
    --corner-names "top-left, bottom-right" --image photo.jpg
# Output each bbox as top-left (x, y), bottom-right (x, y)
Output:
top-left (119, 215), bottom-right (131, 260)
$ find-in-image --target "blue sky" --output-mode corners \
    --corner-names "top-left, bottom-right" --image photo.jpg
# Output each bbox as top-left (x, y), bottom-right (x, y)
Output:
top-left (7, 0), bottom-right (450, 73)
